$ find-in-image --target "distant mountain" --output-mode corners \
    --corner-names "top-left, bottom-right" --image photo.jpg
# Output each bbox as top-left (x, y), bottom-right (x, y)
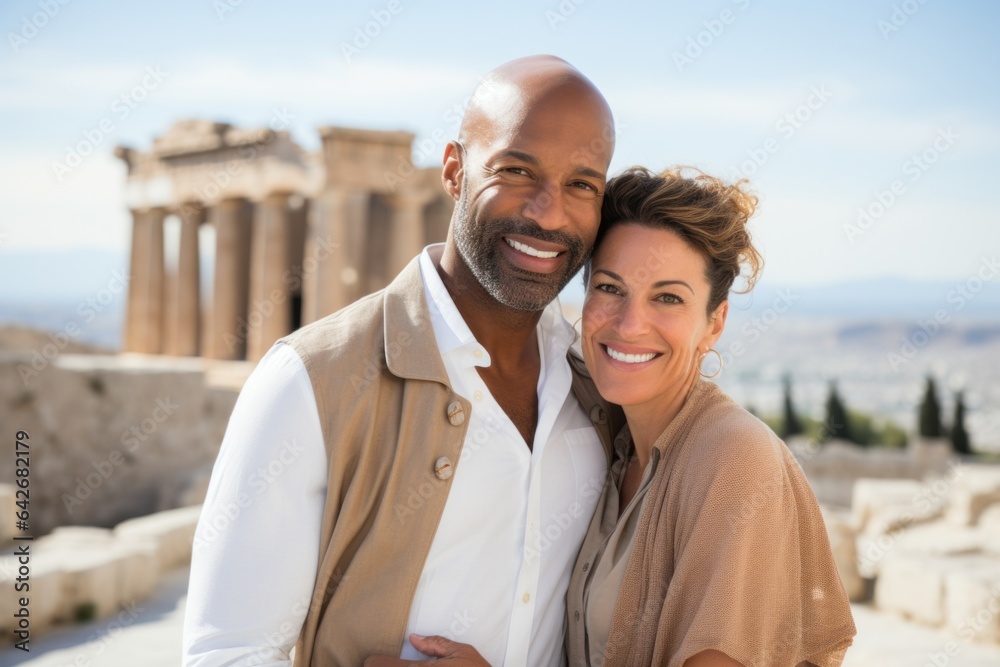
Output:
top-left (1, 249), bottom-right (998, 351)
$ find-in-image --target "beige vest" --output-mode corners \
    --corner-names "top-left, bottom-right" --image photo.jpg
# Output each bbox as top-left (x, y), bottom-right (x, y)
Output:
top-left (282, 257), bottom-right (623, 667)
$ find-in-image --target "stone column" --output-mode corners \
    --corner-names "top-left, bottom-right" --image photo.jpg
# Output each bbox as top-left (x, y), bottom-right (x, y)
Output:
top-left (301, 188), bottom-right (369, 325)
top-left (172, 205), bottom-right (203, 357)
top-left (388, 193), bottom-right (430, 278)
top-left (124, 208), bottom-right (166, 354)
top-left (247, 193), bottom-right (291, 362)
top-left (208, 198), bottom-right (252, 360)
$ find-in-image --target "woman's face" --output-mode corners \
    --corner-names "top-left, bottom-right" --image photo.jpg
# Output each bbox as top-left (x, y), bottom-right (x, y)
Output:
top-left (582, 223), bottom-right (728, 409)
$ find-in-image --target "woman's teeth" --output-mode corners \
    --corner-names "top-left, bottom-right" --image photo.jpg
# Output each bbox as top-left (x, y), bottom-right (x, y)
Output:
top-left (605, 346), bottom-right (657, 364)
top-left (505, 237), bottom-right (560, 259)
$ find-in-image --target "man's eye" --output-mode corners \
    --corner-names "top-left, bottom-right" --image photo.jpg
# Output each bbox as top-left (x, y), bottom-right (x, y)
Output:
top-left (501, 167), bottom-right (531, 177)
top-left (570, 181), bottom-right (598, 192)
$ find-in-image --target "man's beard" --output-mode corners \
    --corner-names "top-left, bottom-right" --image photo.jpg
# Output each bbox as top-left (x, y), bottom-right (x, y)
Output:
top-left (452, 186), bottom-right (589, 312)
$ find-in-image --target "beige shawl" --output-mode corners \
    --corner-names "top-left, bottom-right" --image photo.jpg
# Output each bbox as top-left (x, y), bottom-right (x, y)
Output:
top-left (568, 379), bottom-right (856, 667)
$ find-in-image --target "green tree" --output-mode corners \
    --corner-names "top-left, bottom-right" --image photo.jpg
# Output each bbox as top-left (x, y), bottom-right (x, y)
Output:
top-left (781, 375), bottom-right (804, 438)
top-left (918, 376), bottom-right (944, 437)
top-left (823, 382), bottom-right (854, 444)
top-left (951, 390), bottom-right (973, 455)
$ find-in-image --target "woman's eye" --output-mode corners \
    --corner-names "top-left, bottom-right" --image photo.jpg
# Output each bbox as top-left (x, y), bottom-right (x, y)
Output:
top-left (657, 293), bottom-right (683, 304)
top-left (593, 282), bottom-right (622, 295)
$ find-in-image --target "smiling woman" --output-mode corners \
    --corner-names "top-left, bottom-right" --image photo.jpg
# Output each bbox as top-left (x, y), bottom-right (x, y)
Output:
top-left (566, 166), bottom-right (856, 667)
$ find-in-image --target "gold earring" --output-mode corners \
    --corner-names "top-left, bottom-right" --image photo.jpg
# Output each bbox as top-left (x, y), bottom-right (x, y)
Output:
top-left (571, 317), bottom-right (582, 345)
top-left (699, 348), bottom-right (723, 379)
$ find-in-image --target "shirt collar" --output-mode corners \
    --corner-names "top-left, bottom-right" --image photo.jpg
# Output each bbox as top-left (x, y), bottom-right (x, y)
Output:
top-left (418, 244), bottom-right (577, 366)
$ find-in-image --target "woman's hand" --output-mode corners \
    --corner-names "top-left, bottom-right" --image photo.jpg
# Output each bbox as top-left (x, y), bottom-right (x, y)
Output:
top-left (364, 633), bottom-right (492, 666)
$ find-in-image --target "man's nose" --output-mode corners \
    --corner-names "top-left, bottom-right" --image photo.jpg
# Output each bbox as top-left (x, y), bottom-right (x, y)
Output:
top-left (521, 181), bottom-right (570, 231)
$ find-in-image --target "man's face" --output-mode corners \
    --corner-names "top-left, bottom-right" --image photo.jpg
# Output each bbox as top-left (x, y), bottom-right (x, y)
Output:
top-left (452, 97), bottom-right (613, 311)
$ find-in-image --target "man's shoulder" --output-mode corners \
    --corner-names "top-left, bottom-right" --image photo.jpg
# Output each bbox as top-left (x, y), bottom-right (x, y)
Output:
top-left (280, 290), bottom-right (387, 364)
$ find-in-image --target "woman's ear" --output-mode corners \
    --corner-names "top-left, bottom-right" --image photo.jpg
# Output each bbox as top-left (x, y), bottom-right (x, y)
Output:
top-left (702, 299), bottom-right (729, 351)
top-left (441, 141), bottom-right (464, 201)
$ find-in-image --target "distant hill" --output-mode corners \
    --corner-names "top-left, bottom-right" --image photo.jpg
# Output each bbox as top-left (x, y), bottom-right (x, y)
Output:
top-left (1, 249), bottom-right (998, 353)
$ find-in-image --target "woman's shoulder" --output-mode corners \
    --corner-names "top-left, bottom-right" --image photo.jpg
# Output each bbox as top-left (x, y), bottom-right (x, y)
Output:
top-left (681, 382), bottom-right (789, 480)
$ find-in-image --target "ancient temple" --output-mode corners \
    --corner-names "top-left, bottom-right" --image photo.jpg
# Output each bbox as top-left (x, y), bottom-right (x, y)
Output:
top-left (116, 120), bottom-right (453, 362)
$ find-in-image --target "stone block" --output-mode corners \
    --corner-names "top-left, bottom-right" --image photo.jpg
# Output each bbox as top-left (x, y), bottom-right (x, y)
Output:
top-left (945, 566), bottom-right (1000, 645)
top-left (946, 466), bottom-right (1000, 527)
top-left (37, 548), bottom-right (130, 623)
top-left (821, 508), bottom-right (865, 601)
top-left (0, 484), bottom-right (16, 542)
top-left (852, 479), bottom-right (925, 533)
top-left (114, 504), bottom-right (203, 572)
top-left (0, 555), bottom-right (64, 636)
top-left (876, 554), bottom-right (996, 628)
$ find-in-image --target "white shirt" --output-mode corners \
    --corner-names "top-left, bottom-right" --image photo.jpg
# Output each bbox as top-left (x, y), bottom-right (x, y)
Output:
top-left (182, 245), bottom-right (608, 666)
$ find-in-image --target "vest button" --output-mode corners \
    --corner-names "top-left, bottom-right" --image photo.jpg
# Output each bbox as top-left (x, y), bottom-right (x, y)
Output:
top-left (434, 456), bottom-right (453, 480)
top-left (590, 405), bottom-right (607, 425)
top-left (447, 401), bottom-right (465, 426)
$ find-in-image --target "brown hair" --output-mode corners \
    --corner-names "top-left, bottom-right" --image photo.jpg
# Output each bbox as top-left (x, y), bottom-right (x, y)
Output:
top-left (590, 166), bottom-right (763, 315)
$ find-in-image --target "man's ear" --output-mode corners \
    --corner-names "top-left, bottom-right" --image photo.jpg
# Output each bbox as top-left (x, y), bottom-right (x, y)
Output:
top-left (441, 141), bottom-right (464, 201)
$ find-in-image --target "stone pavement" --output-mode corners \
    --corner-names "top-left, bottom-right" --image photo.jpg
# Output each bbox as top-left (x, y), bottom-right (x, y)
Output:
top-left (5, 567), bottom-right (1000, 667)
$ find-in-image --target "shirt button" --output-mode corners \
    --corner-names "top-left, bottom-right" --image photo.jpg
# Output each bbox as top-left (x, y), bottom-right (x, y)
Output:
top-left (473, 349), bottom-right (484, 360)
top-left (590, 405), bottom-right (607, 425)
top-left (575, 610), bottom-right (580, 622)
top-left (447, 401), bottom-right (465, 426)
top-left (434, 456), bottom-right (453, 480)
top-left (473, 391), bottom-right (483, 402)
top-left (582, 562), bottom-right (590, 572)
top-left (522, 592), bottom-right (531, 604)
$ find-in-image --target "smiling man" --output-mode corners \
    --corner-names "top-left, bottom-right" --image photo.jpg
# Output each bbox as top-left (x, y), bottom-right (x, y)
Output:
top-left (183, 55), bottom-right (621, 667)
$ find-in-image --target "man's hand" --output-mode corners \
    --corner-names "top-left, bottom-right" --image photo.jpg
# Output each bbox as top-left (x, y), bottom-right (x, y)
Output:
top-left (363, 633), bottom-right (491, 666)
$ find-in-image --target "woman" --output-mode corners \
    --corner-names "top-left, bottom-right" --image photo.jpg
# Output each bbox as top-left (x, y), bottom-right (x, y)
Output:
top-left (563, 166), bottom-right (856, 666)
top-left (377, 167), bottom-right (856, 666)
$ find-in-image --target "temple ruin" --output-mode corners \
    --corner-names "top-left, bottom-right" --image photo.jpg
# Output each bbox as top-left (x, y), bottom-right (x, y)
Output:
top-left (116, 119), bottom-right (454, 361)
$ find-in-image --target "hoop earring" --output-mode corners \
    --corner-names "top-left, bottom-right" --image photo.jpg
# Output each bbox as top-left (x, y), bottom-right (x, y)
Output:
top-left (699, 348), bottom-right (723, 379)
top-left (571, 317), bottom-right (582, 345)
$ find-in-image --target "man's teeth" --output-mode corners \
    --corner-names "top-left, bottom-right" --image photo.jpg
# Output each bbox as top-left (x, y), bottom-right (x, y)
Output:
top-left (505, 237), bottom-right (560, 259)
top-left (606, 346), bottom-right (657, 364)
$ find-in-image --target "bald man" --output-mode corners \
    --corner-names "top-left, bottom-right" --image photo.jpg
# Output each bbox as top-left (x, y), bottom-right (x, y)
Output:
top-left (183, 56), bottom-right (620, 667)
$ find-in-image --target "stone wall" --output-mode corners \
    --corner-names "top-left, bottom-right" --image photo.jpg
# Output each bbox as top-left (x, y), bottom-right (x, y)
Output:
top-left (0, 353), bottom-right (240, 535)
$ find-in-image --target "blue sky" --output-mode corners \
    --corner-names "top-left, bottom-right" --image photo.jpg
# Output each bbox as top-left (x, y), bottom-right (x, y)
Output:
top-left (1, 0), bottom-right (998, 290)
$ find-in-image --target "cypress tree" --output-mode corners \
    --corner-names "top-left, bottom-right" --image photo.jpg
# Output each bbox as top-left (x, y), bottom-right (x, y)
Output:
top-left (918, 376), bottom-right (944, 438)
top-left (951, 390), bottom-right (973, 455)
top-left (824, 382), bottom-right (853, 443)
top-left (781, 375), bottom-right (803, 438)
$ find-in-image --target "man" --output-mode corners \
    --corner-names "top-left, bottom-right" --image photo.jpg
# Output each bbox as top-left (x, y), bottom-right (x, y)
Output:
top-left (183, 55), bottom-right (621, 667)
